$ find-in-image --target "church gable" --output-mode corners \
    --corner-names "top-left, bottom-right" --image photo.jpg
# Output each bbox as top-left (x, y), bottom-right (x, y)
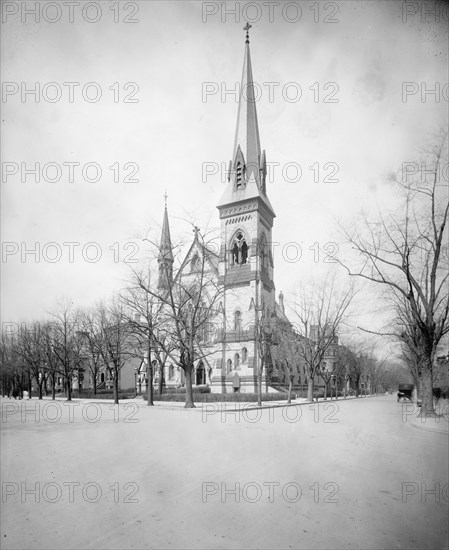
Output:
top-left (176, 237), bottom-right (219, 283)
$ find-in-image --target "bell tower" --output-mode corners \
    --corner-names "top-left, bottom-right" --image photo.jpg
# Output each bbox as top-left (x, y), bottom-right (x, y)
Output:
top-left (214, 25), bottom-right (276, 393)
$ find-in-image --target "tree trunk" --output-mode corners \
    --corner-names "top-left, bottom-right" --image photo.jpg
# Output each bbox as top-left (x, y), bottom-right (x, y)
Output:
top-left (307, 377), bottom-right (314, 402)
top-left (113, 370), bottom-right (119, 405)
top-left (66, 375), bottom-right (72, 401)
top-left (323, 380), bottom-right (328, 400)
top-left (419, 362), bottom-right (435, 417)
top-left (257, 364), bottom-right (263, 407)
top-left (38, 381), bottom-right (43, 400)
top-left (287, 377), bottom-right (293, 405)
top-left (147, 344), bottom-right (154, 406)
top-left (93, 376), bottom-right (97, 396)
top-left (147, 363), bottom-right (154, 407)
top-left (51, 376), bottom-right (56, 400)
top-left (335, 377), bottom-right (338, 400)
top-left (184, 366), bottom-right (195, 408)
top-left (27, 370), bottom-right (32, 399)
top-left (158, 364), bottom-right (164, 396)
top-left (415, 377), bottom-right (422, 402)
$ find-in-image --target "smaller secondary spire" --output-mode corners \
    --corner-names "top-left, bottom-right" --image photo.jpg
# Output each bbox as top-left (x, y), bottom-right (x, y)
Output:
top-left (159, 203), bottom-right (173, 261)
top-left (243, 22), bottom-right (251, 43)
top-left (158, 198), bottom-right (174, 291)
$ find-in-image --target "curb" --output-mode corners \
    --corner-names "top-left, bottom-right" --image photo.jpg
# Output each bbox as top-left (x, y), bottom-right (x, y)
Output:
top-left (409, 417), bottom-right (449, 435)
top-left (131, 394), bottom-right (376, 411)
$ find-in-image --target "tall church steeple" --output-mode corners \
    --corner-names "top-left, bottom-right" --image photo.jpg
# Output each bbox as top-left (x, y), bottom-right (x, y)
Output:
top-left (218, 26), bottom-right (275, 217)
top-left (158, 193), bottom-right (174, 291)
top-left (212, 27), bottom-right (277, 394)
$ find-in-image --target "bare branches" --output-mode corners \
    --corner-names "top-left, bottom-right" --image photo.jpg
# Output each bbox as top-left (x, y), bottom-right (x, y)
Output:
top-left (289, 273), bottom-right (358, 401)
top-left (338, 130), bottom-right (449, 415)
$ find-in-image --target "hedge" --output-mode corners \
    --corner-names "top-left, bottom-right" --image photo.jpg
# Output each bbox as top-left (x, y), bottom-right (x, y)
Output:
top-left (71, 389), bottom-right (134, 400)
top-left (150, 392), bottom-right (294, 403)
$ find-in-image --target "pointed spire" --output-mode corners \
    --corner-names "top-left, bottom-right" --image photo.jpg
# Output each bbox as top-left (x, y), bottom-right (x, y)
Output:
top-left (158, 195), bottom-right (174, 290)
top-left (217, 29), bottom-right (275, 218)
top-left (232, 29), bottom-right (261, 187)
top-left (159, 201), bottom-right (173, 262)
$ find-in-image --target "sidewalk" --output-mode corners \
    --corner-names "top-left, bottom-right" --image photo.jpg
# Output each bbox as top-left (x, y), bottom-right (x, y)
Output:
top-left (2, 394), bottom-right (374, 411)
top-left (127, 395), bottom-right (366, 411)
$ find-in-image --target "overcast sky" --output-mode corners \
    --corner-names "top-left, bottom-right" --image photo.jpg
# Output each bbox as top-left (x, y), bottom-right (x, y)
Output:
top-left (2, 1), bottom-right (448, 354)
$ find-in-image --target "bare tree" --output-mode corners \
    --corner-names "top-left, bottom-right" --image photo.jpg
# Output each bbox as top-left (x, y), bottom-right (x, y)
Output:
top-left (40, 321), bottom-right (60, 400)
top-left (0, 329), bottom-right (24, 398)
top-left (17, 322), bottom-right (47, 399)
top-left (49, 300), bottom-right (82, 401)
top-left (318, 361), bottom-right (334, 401)
top-left (78, 310), bottom-right (106, 396)
top-left (274, 319), bottom-right (302, 404)
top-left (340, 130), bottom-right (449, 416)
top-left (336, 346), bottom-right (358, 398)
top-left (253, 301), bottom-right (277, 406)
top-left (119, 271), bottom-right (166, 406)
top-left (132, 228), bottom-right (223, 408)
top-left (290, 275), bottom-right (357, 402)
top-left (93, 300), bottom-right (133, 405)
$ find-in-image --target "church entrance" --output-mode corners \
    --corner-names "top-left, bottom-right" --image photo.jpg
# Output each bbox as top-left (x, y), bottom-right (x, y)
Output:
top-left (196, 361), bottom-right (205, 385)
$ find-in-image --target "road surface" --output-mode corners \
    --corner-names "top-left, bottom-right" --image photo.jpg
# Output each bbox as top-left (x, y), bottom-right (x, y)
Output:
top-left (1, 395), bottom-right (448, 549)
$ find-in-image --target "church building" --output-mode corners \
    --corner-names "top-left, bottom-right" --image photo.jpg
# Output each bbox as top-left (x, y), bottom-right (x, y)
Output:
top-left (138, 27), bottom-right (294, 394)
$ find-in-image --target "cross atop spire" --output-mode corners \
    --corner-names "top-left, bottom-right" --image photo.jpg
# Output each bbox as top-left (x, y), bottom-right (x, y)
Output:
top-left (164, 190), bottom-right (168, 207)
top-left (243, 22), bottom-right (252, 43)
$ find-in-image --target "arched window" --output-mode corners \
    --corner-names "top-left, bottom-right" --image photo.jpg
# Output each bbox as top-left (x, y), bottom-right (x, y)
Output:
top-left (100, 372), bottom-right (105, 383)
top-left (230, 232), bottom-right (248, 266)
top-left (168, 365), bottom-right (174, 380)
top-left (241, 240), bottom-right (248, 264)
top-left (196, 361), bottom-right (205, 385)
top-left (242, 347), bottom-right (248, 363)
top-left (234, 310), bottom-right (242, 331)
top-left (227, 359), bottom-right (232, 374)
top-left (234, 353), bottom-right (240, 369)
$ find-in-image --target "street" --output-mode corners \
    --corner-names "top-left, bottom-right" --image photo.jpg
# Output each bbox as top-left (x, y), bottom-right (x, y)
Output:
top-left (1, 395), bottom-right (448, 549)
